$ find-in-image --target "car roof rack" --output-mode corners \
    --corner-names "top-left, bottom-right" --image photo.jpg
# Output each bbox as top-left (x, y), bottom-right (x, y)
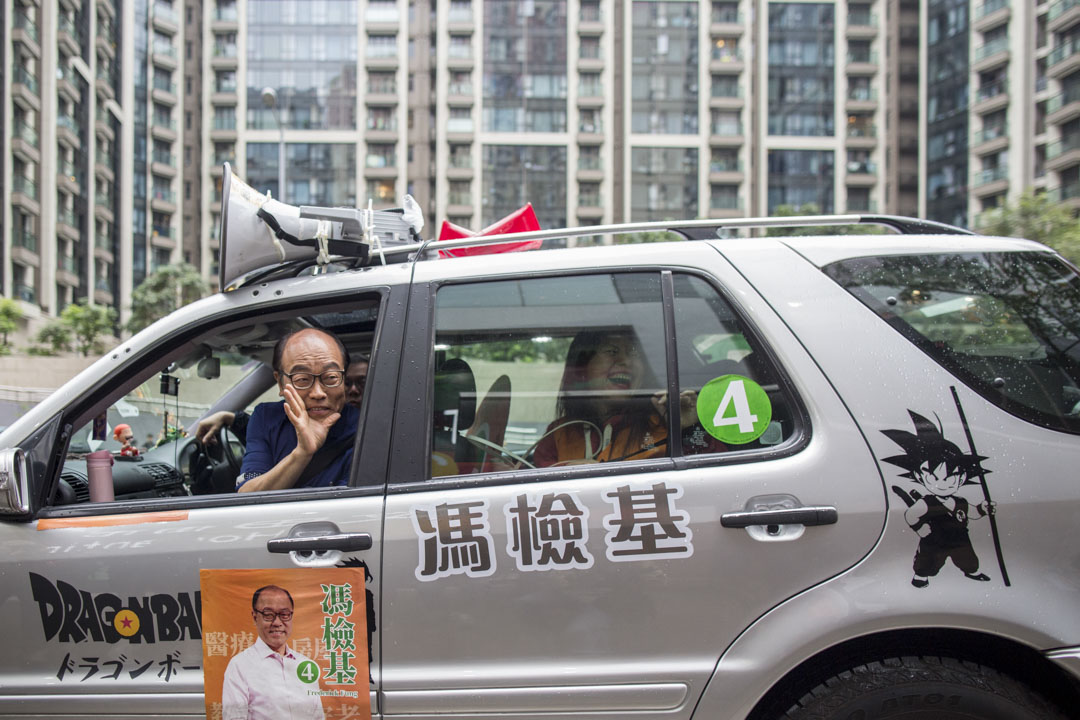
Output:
top-left (380, 213), bottom-right (974, 263)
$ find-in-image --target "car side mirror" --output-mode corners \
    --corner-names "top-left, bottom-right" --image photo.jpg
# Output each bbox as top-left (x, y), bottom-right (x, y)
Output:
top-left (0, 448), bottom-right (30, 515)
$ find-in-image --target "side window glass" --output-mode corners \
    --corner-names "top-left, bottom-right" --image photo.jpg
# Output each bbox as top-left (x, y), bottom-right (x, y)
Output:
top-left (56, 298), bottom-right (380, 507)
top-left (673, 274), bottom-right (796, 453)
top-left (824, 251), bottom-right (1080, 433)
top-left (431, 273), bottom-right (670, 475)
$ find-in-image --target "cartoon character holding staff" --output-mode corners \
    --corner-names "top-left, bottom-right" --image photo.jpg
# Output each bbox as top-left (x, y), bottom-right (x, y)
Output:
top-left (882, 405), bottom-right (1001, 589)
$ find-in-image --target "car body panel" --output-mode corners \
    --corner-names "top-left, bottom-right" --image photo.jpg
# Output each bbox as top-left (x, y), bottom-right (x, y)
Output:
top-left (376, 242), bottom-right (887, 718)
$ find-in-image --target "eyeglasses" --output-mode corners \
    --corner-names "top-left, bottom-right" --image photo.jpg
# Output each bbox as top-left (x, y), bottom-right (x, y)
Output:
top-left (283, 370), bottom-right (344, 390)
top-left (254, 609), bottom-right (293, 622)
top-left (345, 376), bottom-right (366, 389)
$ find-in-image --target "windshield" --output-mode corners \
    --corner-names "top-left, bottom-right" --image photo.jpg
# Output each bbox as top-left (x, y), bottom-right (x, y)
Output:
top-left (824, 251), bottom-right (1080, 433)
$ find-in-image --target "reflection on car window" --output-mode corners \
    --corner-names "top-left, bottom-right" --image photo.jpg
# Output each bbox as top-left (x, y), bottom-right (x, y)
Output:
top-left (825, 251), bottom-right (1080, 433)
top-left (432, 273), bottom-right (669, 475)
top-left (430, 272), bottom-right (792, 477)
top-left (673, 274), bottom-right (796, 452)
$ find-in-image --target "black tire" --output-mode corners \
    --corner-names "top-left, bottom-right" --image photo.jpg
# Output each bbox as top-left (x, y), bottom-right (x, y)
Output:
top-left (782, 656), bottom-right (1070, 720)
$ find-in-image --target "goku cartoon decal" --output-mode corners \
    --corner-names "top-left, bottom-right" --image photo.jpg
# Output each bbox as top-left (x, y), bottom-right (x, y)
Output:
top-left (881, 388), bottom-right (1010, 589)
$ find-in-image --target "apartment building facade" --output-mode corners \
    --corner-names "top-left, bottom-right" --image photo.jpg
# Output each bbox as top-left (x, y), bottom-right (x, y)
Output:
top-left (6, 0), bottom-right (1080, 325)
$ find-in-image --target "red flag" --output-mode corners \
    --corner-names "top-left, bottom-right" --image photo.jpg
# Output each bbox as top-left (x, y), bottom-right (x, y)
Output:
top-left (437, 204), bottom-right (542, 257)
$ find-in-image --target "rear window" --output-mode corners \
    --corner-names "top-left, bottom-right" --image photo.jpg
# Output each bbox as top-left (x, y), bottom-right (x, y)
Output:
top-left (824, 251), bottom-right (1080, 433)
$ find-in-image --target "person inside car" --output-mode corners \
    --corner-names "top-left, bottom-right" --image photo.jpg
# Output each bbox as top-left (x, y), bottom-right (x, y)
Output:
top-left (532, 329), bottom-right (713, 466)
top-left (196, 358), bottom-right (368, 446)
top-left (236, 329), bottom-right (358, 492)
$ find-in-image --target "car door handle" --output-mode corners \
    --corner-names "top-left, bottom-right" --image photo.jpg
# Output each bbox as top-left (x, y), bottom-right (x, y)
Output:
top-left (720, 506), bottom-right (838, 528)
top-left (266, 532), bottom-right (373, 553)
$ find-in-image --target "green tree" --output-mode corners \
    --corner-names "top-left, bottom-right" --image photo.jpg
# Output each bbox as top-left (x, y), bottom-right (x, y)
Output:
top-left (127, 264), bottom-right (209, 334)
top-left (60, 301), bottom-right (117, 356)
top-left (35, 322), bottom-right (72, 355)
top-left (977, 190), bottom-right (1080, 265)
top-left (0, 298), bottom-right (23, 350)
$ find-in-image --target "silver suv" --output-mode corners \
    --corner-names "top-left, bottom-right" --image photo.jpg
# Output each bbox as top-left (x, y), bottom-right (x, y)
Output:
top-left (1, 210), bottom-right (1079, 720)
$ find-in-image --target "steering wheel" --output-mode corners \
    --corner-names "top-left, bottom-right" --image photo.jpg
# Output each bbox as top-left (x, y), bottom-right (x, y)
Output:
top-left (459, 432), bottom-right (535, 469)
top-left (190, 426), bottom-right (245, 494)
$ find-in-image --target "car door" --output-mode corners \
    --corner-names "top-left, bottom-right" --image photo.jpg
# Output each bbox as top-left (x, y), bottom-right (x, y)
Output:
top-left (0, 272), bottom-right (409, 718)
top-left (376, 243), bottom-right (887, 719)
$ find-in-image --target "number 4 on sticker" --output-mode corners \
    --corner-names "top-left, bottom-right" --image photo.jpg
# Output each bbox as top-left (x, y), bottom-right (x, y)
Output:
top-left (697, 375), bottom-right (772, 444)
top-left (713, 379), bottom-right (757, 432)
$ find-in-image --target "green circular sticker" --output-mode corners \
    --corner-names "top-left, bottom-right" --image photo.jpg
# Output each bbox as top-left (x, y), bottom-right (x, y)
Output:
top-left (696, 374), bottom-right (772, 444)
top-left (297, 660), bottom-right (320, 684)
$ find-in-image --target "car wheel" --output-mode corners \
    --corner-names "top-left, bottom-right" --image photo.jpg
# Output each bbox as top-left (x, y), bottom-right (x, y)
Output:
top-left (782, 656), bottom-right (1067, 720)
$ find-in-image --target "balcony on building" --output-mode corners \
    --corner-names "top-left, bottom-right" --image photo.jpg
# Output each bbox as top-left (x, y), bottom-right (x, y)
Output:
top-left (710, 2), bottom-right (743, 35)
top-left (1049, 85), bottom-right (1080, 125)
top-left (846, 48), bottom-right (879, 74)
top-left (1047, 134), bottom-right (1080, 170)
top-left (973, 78), bottom-right (1009, 114)
top-left (57, 206), bottom-right (81, 242)
top-left (1049, 0), bottom-right (1080, 33)
top-left (846, 158), bottom-right (878, 185)
top-left (708, 186), bottom-right (743, 219)
top-left (846, 6), bottom-right (878, 38)
top-left (448, 0), bottom-right (474, 28)
top-left (364, 0), bottom-right (399, 30)
top-left (974, 0), bottom-right (1010, 31)
top-left (56, 113), bottom-right (81, 149)
top-left (152, 73), bottom-right (178, 105)
top-left (211, 40), bottom-right (238, 68)
top-left (12, 175), bottom-right (40, 214)
top-left (846, 119), bottom-right (877, 148)
top-left (1048, 180), bottom-right (1080, 208)
top-left (96, 64), bottom-right (116, 101)
top-left (366, 35), bottom-right (401, 69)
top-left (846, 194), bottom-right (877, 213)
top-left (57, 63), bottom-right (80, 103)
top-left (96, 16), bottom-right (116, 58)
top-left (152, 110), bottom-right (179, 141)
top-left (971, 120), bottom-right (1009, 152)
top-left (94, 233), bottom-right (114, 263)
top-left (57, 158), bottom-right (82, 194)
top-left (972, 165), bottom-right (1009, 196)
top-left (57, 14), bottom-right (82, 57)
top-left (846, 85), bottom-right (878, 112)
top-left (212, 1), bottom-right (239, 31)
top-left (12, 120), bottom-right (40, 164)
top-left (153, 40), bottom-right (179, 69)
top-left (973, 35), bottom-right (1010, 74)
top-left (710, 76), bottom-right (743, 110)
top-left (709, 40), bottom-right (744, 73)
top-left (151, 186), bottom-right (178, 213)
top-left (96, 105), bottom-right (116, 141)
top-left (56, 252), bottom-right (80, 288)
top-left (152, 149), bottom-right (177, 177)
top-left (13, 8), bottom-right (40, 55)
top-left (1048, 36), bottom-right (1080, 78)
top-left (579, 0), bottom-right (603, 34)
top-left (151, 224), bottom-right (176, 248)
top-left (12, 225), bottom-right (40, 268)
top-left (12, 65), bottom-right (41, 112)
top-left (709, 114), bottom-right (744, 146)
top-left (153, 1), bottom-right (179, 33)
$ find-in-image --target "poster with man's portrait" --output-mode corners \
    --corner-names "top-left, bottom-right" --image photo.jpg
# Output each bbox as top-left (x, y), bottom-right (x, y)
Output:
top-left (200, 568), bottom-right (369, 720)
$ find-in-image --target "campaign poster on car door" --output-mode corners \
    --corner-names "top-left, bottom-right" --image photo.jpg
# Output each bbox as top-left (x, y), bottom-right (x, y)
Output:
top-left (200, 568), bottom-right (369, 720)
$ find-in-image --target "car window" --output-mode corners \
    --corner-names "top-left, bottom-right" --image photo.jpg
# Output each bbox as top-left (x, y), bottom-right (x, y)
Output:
top-left (429, 271), bottom-right (798, 477)
top-left (431, 273), bottom-right (669, 475)
top-left (52, 296), bottom-right (383, 508)
top-left (824, 251), bottom-right (1080, 433)
top-left (673, 274), bottom-right (796, 452)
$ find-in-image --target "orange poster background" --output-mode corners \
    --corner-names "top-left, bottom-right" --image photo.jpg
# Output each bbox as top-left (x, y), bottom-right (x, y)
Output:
top-left (200, 567), bottom-right (370, 720)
